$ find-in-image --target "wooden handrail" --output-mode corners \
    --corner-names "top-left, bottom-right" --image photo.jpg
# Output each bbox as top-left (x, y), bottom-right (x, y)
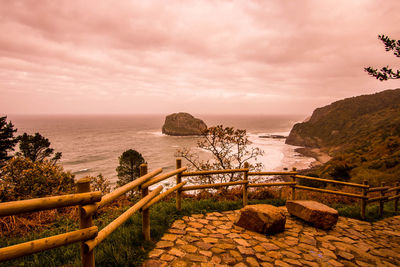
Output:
top-left (388, 194), bottom-right (400, 201)
top-left (81, 168), bottom-right (162, 217)
top-left (367, 196), bottom-right (389, 203)
top-left (0, 192), bottom-right (102, 217)
top-left (0, 226), bottom-right (98, 262)
top-left (141, 181), bottom-right (187, 210)
top-left (295, 175), bottom-right (369, 189)
top-left (248, 181), bottom-right (296, 187)
top-left (248, 171), bottom-right (297, 176)
top-left (387, 186), bottom-right (400, 192)
top-left (181, 168), bottom-right (249, 177)
top-left (1, 161), bottom-right (384, 265)
top-left (181, 180), bottom-right (247, 191)
top-left (368, 186), bottom-right (389, 192)
top-left (141, 167), bottom-right (187, 189)
top-left (84, 186), bottom-right (163, 252)
top-left (295, 185), bottom-right (367, 199)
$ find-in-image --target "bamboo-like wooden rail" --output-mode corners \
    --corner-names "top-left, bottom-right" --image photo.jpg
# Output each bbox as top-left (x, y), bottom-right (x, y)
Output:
top-left (141, 181), bottom-right (187, 210)
top-left (81, 168), bottom-right (162, 217)
top-left (291, 168), bottom-right (296, 200)
top-left (368, 186), bottom-right (389, 192)
top-left (141, 167), bottom-right (187, 189)
top-left (140, 164), bottom-right (151, 242)
top-left (294, 175), bottom-right (369, 188)
top-left (387, 185), bottom-right (400, 192)
top-left (248, 171), bottom-right (297, 176)
top-left (0, 226), bottom-right (98, 262)
top-left (367, 196), bottom-right (389, 203)
top-left (361, 180), bottom-right (368, 219)
top-left (295, 185), bottom-right (367, 199)
top-left (3, 159), bottom-right (400, 265)
top-left (248, 181), bottom-right (297, 188)
top-left (84, 186), bottom-right (163, 252)
top-left (181, 180), bottom-right (248, 191)
top-left (181, 168), bottom-right (249, 177)
top-left (388, 194), bottom-right (400, 201)
top-left (242, 162), bottom-right (249, 206)
top-left (0, 192), bottom-right (102, 217)
top-left (176, 159), bottom-right (183, 211)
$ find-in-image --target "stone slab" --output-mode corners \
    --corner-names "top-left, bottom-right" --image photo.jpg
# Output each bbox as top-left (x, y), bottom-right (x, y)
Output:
top-left (286, 200), bottom-right (338, 230)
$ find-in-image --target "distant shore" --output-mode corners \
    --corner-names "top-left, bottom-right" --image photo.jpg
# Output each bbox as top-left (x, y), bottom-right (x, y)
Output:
top-left (295, 147), bottom-right (331, 167)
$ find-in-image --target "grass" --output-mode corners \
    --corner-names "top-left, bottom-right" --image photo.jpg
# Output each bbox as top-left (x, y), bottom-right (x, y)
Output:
top-left (332, 201), bottom-right (400, 222)
top-left (0, 197), bottom-right (398, 266)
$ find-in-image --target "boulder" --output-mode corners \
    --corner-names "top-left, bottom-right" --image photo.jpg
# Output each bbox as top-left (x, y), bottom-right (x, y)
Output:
top-left (234, 204), bottom-right (286, 234)
top-left (162, 112), bottom-right (207, 136)
top-left (286, 200), bottom-right (338, 230)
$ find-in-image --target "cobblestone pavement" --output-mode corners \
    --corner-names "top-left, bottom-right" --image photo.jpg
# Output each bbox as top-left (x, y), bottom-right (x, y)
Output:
top-left (143, 207), bottom-right (400, 266)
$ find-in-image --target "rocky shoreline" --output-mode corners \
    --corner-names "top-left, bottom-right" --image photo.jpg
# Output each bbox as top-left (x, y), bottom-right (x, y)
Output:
top-left (295, 147), bottom-right (331, 167)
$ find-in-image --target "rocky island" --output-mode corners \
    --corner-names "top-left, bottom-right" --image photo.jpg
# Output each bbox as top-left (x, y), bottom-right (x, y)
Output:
top-left (162, 112), bottom-right (207, 136)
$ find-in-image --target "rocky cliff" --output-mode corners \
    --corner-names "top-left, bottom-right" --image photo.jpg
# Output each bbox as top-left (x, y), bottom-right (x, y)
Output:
top-left (285, 88), bottom-right (400, 185)
top-left (286, 88), bottom-right (400, 149)
top-left (162, 112), bottom-right (207, 136)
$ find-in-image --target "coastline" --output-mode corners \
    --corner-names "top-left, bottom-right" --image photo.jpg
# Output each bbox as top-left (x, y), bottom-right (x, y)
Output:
top-left (294, 147), bottom-right (331, 167)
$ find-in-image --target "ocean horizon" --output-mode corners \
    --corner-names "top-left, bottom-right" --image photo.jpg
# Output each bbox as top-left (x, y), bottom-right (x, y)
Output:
top-left (6, 114), bottom-right (315, 186)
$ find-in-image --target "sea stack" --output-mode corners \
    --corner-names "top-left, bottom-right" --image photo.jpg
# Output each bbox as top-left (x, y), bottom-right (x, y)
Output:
top-left (162, 112), bottom-right (207, 136)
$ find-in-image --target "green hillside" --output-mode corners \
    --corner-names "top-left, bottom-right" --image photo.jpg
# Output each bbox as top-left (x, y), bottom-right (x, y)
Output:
top-left (286, 89), bottom-right (400, 186)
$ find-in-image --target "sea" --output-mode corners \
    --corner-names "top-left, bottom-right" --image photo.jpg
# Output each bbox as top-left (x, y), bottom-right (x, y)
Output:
top-left (6, 114), bottom-right (315, 187)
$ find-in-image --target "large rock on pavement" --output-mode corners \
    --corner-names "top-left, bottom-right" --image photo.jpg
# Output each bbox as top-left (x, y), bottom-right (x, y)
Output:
top-left (162, 112), bottom-right (207, 136)
top-left (286, 200), bottom-right (338, 230)
top-left (234, 204), bottom-right (286, 234)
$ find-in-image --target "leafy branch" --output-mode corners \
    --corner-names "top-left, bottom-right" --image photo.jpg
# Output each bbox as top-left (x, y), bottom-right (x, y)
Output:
top-left (365, 35), bottom-right (400, 81)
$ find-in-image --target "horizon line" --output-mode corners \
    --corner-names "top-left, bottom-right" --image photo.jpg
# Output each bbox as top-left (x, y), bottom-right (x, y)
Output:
top-left (3, 112), bottom-right (309, 117)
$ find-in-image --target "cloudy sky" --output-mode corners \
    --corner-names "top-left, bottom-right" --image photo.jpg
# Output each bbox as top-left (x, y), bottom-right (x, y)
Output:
top-left (1, 0), bottom-right (399, 116)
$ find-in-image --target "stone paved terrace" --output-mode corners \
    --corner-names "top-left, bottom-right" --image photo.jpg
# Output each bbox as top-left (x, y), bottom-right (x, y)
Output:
top-left (143, 207), bottom-right (400, 267)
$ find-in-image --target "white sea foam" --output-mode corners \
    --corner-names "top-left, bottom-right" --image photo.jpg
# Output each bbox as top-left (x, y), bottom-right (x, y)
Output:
top-left (138, 131), bottom-right (164, 136)
top-left (248, 132), bottom-right (315, 171)
top-left (73, 168), bottom-right (90, 174)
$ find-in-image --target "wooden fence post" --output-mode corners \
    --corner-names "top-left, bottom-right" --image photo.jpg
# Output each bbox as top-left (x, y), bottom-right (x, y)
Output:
top-left (361, 180), bottom-right (368, 220)
top-left (140, 164), bottom-right (151, 241)
top-left (379, 182), bottom-right (385, 217)
top-left (291, 167), bottom-right (297, 200)
top-left (77, 177), bottom-right (95, 267)
top-left (176, 158), bottom-right (182, 211)
top-left (243, 162), bottom-right (249, 206)
top-left (395, 182), bottom-right (400, 213)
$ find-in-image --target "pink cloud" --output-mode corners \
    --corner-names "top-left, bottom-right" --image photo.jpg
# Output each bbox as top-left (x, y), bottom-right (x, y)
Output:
top-left (0, 1), bottom-right (399, 116)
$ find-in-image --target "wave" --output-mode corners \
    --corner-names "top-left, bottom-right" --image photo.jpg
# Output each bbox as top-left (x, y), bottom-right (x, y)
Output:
top-left (73, 168), bottom-right (90, 174)
top-left (137, 130), bottom-right (164, 136)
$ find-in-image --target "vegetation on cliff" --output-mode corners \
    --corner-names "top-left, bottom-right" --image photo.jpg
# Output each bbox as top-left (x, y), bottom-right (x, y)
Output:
top-left (286, 88), bottom-right (400, 185)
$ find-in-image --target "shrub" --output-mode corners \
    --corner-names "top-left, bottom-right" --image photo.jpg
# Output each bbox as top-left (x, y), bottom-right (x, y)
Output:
top-left (88, 174), bottom-right (112, 194)
top-left (0, 157), bottom-right (75, 202)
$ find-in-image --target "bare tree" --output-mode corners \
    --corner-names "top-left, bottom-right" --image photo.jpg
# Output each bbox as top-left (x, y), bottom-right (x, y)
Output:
top-left (175, 125), bottom-right (263, 184)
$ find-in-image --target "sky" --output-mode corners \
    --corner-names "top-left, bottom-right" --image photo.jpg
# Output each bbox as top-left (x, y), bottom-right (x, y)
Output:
top-left (1, 0), bottom-right (399, 116)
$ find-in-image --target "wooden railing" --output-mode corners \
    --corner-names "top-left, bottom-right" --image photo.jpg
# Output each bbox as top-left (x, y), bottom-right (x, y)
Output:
top-left (366, 182), bottom-right (400, 217)
top-left (176, 160), bottom-right (400, 220)
top-left (0, 191), bottom-right (101, 262)
top-left (1, 159), bottom-right (400, 266)
top-left (0, 165), bottom-right (186, 266)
